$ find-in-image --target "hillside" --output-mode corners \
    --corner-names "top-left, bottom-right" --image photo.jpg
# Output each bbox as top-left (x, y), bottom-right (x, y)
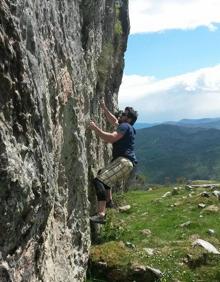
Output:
top-left (135, 124), bottom-right (220, 183)
top-left (134, 122), bottom-right (159, 129)
top-left (165, 117), bottom-right (220, 130)
top-left (135, 117), bottom-right (220, 130)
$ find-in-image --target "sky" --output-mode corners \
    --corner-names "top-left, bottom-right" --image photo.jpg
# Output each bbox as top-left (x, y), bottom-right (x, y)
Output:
top-left (118, 0), bottom-right (220, 123)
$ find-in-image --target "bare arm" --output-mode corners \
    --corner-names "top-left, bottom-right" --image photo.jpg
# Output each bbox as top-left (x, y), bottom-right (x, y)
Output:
top-left (89, 121), bottom-right (123, 143)
top-left (100, 99), bottom-right (118, 126)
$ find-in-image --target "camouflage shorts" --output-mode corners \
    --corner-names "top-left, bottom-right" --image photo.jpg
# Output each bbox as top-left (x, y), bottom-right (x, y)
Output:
top-left (97, 157), bottom-right (133, 188)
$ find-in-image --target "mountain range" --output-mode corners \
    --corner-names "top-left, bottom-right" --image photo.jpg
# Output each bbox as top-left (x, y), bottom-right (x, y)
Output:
top-left (135, 123), bottom-right (220, 184)
top-left (135, 117), bottom-right (220, 130)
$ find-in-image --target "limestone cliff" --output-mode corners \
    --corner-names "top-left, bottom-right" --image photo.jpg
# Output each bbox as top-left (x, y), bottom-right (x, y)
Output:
top-left (0, 0), bottom-right (129, 281)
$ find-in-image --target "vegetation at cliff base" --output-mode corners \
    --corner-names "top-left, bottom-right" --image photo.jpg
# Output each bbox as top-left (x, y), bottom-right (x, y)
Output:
top-left (88, 186), bottom-right (220, 281)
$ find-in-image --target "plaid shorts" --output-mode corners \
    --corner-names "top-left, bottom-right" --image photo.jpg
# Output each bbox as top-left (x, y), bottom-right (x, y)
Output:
top-left (97, 157), bottom-right (134, 188)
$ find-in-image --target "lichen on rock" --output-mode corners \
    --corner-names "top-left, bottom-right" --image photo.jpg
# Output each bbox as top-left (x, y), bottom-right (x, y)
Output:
top-left (0, 0), bottom-right (129, 281)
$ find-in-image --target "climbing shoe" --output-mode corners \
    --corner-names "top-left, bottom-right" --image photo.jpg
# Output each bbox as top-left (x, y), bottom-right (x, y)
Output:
top-left (106, 200), bottom-right (115, 209)
top-left (90, 214), bottom-right (106, 224)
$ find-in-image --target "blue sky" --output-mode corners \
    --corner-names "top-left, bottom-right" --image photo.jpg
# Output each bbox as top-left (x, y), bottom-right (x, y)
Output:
top-left (125, 27), bottom-right (220, 79)
top-left (119, 0), bottom-right (220, 123)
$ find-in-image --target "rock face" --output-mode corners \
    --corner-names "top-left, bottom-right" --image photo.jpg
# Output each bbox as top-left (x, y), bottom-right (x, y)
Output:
top-left (0, 0), bottom-right (129, 281)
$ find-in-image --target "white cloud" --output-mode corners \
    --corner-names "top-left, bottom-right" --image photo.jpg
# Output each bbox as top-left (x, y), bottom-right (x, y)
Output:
top-left (129, 0), bottom-right (220, 34)
top-left (119, 65), bottom-right (220, 122)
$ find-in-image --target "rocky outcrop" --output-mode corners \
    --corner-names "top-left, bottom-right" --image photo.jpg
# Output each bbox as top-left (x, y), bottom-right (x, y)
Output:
top-left (0, 0), bottom-right (129, 281)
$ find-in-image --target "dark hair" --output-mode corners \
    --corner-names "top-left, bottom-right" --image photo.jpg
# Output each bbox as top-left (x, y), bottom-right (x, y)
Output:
top-left (114, 110), bottom-right (123, 118)
top-left (125, 106), bottom-right (138, 125)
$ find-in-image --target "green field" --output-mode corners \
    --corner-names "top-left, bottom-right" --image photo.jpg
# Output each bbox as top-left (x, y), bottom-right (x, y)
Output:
top-left (88, 186), bottom-right (220, 281)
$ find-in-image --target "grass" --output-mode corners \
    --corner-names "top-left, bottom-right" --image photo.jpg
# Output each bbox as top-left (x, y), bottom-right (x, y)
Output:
top-left (88, 185), bottom-right (220, 281)
top-left (191, 179), bottom-right (220, 184)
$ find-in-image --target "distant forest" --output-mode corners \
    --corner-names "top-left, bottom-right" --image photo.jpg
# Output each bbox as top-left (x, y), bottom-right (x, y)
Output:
top-left (135, 124), bottom-right (220, 184)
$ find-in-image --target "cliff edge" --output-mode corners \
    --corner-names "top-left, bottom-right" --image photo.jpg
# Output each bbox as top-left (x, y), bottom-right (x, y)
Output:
top-left (0, 0), bottom-right (129, 281)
